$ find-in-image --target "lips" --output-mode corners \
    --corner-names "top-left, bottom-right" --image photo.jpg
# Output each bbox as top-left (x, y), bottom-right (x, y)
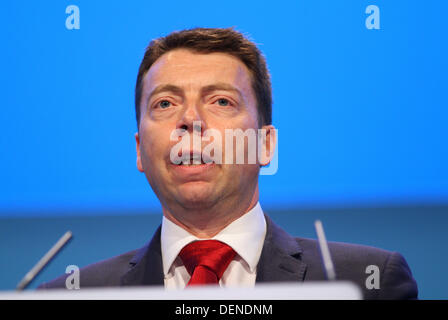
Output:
top-left (167, 150), bottom-right (216, 180)
top-left (173, 150), bottom-right (214, 166)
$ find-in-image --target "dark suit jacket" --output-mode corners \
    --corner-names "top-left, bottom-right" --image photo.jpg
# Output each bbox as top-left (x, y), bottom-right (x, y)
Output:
top-left (39, 215), bottom-right (418, 299)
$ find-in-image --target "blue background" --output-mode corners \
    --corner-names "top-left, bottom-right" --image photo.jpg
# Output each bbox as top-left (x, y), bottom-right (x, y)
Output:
top-left (0, 1), bottom-right (447, 299)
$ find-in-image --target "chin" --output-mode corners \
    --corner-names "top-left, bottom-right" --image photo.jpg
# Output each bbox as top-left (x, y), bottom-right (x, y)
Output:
top-left (176, 182), bottom-right (218, 208)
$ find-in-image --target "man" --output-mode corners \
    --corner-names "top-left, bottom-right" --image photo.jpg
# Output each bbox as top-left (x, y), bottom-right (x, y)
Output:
top-left (39, 28), bottom-right (418, 299)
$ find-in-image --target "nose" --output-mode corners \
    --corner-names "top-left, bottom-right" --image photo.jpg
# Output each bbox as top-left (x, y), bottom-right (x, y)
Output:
top-left (176, 102), bottom-right (206, 136)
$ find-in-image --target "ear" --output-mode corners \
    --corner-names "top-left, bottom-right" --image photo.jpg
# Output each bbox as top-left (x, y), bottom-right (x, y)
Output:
top-left (135, 132), bottom-right (144, 172)
top-left (259, 125), bottom-right (276, 166)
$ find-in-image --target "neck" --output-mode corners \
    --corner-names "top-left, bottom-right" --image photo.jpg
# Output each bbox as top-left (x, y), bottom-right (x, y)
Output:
top-left (162, 186), bottom-right (259, 238)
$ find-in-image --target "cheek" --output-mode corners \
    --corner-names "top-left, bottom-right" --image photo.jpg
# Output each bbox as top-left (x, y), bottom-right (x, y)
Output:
top-left (210, 113), bottom-right (258, 132)
top-left (139, 127), bottom-right (167, 165)
top-left (224, 164), bottom-right (259, 188)
top-left (244, 106), bottom-right (260, 129)
top-left (141, 121), bottom-right (183, 170)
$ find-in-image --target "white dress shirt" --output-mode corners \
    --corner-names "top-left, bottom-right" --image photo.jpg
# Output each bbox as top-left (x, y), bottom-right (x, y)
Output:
top-left (161, 202), bottom-right (267, 289)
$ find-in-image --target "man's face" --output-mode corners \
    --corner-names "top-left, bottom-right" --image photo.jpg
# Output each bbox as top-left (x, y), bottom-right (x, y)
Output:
top-left (136, 49), bottom-right (266, 211)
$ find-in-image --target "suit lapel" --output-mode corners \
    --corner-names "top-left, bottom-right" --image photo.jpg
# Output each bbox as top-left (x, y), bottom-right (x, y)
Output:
top-left (120, 225), bottom-right (164, 286)
top-left (119, 215), bottom-right (306, 286)
top-left (256, 215), bottom-right (307, 283)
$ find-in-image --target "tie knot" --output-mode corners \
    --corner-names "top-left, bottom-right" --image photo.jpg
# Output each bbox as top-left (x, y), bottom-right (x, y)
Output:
top-left (179, 240), bottom-right (236, 285)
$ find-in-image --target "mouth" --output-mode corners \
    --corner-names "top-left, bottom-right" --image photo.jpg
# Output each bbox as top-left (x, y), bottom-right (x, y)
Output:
top-left (167, 150), bottom-right (217, 179)
top-left (172, 151), bottom-right (214, 166)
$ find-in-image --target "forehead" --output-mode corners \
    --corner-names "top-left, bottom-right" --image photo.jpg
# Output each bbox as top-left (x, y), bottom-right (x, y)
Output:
top-left (142, 49), bottom-right (254, 97)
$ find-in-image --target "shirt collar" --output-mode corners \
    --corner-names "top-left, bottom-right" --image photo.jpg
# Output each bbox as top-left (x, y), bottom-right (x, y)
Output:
top-left (161, 202), bottom-right (267, 276)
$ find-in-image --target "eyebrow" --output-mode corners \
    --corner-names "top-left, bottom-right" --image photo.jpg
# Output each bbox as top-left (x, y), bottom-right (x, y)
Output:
top-left (146, 83), bottom-right (245, 107)
top-left (146, 84), bottom-right (183, 107)
top-left (200, 83), bottom-right (244, 101)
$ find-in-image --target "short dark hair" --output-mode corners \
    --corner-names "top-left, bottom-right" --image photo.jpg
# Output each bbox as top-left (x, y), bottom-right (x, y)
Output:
top-left (134, 27), bottom-right (272, 129)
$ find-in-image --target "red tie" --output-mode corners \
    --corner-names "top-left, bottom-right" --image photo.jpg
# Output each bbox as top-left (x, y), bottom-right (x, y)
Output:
top-left (179, 240), bottom-right (236, 287)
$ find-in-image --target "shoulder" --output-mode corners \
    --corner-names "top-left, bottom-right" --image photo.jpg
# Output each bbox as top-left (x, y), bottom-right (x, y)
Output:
top-left (296, 237), bottom-right (418, 299)
top-left (38, 249), bottom-right (138, 289)
top-left (298, 237), bottom-right (392, 268)
top-left (263, 215), bottom-right (418, 299)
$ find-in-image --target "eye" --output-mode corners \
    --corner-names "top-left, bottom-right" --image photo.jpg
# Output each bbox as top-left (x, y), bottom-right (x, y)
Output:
top-left (158, 100), bottom-right (172, 109)
top-left (216, 98), bottom-right (231, 107)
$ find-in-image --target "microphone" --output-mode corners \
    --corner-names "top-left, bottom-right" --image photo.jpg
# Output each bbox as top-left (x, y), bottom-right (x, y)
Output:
top-left (314, 220), bottom-right (336, 281)
top-left (16, 231), bottom-right (73, 291)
